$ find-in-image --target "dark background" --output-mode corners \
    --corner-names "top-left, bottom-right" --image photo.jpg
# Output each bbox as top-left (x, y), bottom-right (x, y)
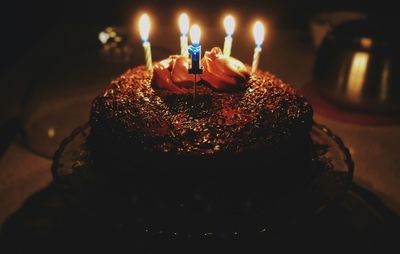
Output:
top-left (0, 0), bottom-right (399, 76)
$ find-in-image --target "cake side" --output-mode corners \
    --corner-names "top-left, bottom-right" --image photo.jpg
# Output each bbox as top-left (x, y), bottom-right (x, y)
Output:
top-left (87, 64), bottom-right (315, 217)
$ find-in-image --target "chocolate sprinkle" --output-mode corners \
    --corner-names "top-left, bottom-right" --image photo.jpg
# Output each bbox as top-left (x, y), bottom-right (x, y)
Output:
top-left (89, 66), bottom-right (313, 156)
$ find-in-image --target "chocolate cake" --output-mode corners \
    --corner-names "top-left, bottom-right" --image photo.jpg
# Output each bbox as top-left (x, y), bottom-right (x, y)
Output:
top-left (87, 48), bottom-right (314, 228)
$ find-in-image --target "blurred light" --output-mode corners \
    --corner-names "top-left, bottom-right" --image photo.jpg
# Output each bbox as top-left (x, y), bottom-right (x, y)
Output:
top-left (109, 31), bottom-right (116, 38)
top-left (47, 127), bottom-right (55, 138)
top-left (98, 31), bottom-right (110, 44)
top-left (347, 52), bottom-right (369, 100)
top-left (380, 59), bottom-right (390, 100)
top-left (360, 37), bottom-right (372, 49)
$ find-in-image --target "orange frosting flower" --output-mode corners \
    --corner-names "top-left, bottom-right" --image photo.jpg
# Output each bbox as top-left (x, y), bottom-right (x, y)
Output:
top-left (201, 47), bottom-right (250, 90)
top-left (152, 55), bottom-right (193, 94)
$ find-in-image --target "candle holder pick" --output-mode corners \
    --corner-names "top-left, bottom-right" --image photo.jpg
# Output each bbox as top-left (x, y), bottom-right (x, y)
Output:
top-left (188, 50), bottom-right (203, 102)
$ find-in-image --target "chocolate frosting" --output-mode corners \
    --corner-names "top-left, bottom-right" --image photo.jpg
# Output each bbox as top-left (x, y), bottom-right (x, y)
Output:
top-left (152, 47), bottom-right (250, 93)
top-left (90, 65), bottom-right (313, 156)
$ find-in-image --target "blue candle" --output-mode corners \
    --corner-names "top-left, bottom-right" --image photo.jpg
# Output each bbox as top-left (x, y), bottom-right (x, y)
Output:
top-left (188, 24), bottom-right (203, 74)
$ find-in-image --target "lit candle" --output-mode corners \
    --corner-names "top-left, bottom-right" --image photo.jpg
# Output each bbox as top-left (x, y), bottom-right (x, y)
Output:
top-left (179, 13), bottom-right (189, 57)
top-left (139, 14), bottom-right (152, 71)
top-left (188, 24), bottom-right (203, 74)
top-left (251, 21), bottom-right (265, 73)
top-left (223, 15), bottom-right (235, 57)
top-left (188, 24), bottom-right (203, 101)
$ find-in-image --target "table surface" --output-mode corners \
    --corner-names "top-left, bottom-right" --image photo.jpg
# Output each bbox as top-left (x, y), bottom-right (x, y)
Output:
top-left (0, 24), bottom-right (399, 225)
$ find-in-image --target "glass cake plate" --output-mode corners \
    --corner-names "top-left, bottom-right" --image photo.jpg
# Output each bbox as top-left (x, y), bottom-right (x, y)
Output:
top-left (50, 122), bottom-right (354, 240)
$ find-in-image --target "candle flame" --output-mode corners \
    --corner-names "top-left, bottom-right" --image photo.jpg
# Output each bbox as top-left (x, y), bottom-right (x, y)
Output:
top-left (253, 21), bottom-right (265, 46)
top-left (139, 14), bottom-right (151, 41)
top-left (224, 15), bottom-right (235, 36)
top-left (179, 13), bottom-right (189, 35)
top-left (190, 24), bottom-right (201, 44)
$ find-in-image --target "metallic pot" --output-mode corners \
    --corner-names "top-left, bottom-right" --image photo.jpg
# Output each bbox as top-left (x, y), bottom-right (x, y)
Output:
top-left (314, 20), bottom-right (400, 113)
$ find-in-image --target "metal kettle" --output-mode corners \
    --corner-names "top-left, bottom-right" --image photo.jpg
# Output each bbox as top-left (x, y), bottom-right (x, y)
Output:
top-left (314, 20), bottom-right (400, 113)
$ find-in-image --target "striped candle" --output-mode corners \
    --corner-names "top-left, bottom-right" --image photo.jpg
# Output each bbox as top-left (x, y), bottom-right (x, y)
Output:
top-left (251, 21), bottom-right (265, 73)
top-left (223, 15), bottom-right (235, 57)
top-left (143, 41), bottom-right (153, 71)
top-left (179, 13), bottom-right (189, 57)
top-left (139, 14), bottom-right (153, 71)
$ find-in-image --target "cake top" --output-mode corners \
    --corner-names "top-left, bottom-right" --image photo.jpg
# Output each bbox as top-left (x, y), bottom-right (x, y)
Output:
top-left (90, 58), bottom-right (313, 155)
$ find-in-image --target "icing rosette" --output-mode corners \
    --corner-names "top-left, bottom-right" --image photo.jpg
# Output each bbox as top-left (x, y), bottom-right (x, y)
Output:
top-left (201, 47), bottom-right (250, 90)
top-left (152, 47), bottom-right (250, 93)
top-left (152, 55), bottom-right (194, 93)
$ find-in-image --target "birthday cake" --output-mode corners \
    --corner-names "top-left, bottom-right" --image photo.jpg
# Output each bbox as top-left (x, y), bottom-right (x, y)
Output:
top-left (87, 47), bottom-right (314, 218)
top-left (0, 17), bottom-right (355, 251)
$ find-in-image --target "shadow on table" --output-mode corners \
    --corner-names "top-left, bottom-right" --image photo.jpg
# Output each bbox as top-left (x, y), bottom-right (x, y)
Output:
top-left (0, 173), bottom-right (399, 252)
